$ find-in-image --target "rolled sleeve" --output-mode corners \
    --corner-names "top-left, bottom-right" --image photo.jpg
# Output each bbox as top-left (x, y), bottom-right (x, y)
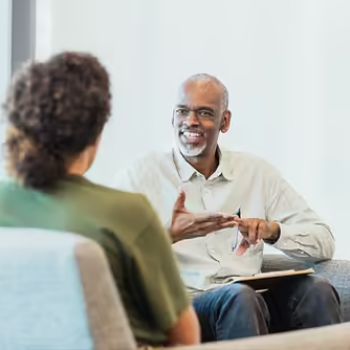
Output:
top-left (272, 222), bottom-right (335, 262)
top-left (266, 169), bottom-right (335, 262)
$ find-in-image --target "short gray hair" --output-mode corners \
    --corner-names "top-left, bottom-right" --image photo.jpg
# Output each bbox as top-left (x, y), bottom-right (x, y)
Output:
top-left (181, 73), bottom-right (229, 109)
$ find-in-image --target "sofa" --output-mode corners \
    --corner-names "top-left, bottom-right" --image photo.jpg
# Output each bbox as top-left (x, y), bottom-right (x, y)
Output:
top-left (0, 227), bottom-right (349, 350)
top-left (262, 253), bottom-right (350, 322)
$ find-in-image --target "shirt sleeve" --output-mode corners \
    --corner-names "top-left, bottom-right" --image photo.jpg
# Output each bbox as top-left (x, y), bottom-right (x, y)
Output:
top-left (132, 196), bottom-right (190, 333)
top-left (265, 167), bottom-right (335, 262)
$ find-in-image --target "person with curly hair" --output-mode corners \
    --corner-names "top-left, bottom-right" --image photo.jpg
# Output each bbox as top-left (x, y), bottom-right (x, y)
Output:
top-left (0, 52), bottom-right (200, 347)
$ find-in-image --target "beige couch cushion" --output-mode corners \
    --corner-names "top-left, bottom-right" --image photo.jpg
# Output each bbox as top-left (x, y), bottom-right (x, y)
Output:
top-left (76, 240), bottom-right (136, 350)
top-left (172, 322), bottom-right (350, 350)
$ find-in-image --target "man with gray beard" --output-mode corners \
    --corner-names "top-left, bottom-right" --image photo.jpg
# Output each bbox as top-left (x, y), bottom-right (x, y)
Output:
top-left (115, 73), bottom-right (341, 341)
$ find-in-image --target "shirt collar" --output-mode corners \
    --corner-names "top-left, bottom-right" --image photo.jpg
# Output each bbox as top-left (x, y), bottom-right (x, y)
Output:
top-left (172, 147), bottom-right (235, 182)
top-left (215, 148), bottom-right (235, 181)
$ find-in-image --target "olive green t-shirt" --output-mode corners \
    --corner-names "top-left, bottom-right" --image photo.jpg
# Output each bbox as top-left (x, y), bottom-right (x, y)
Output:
top-left (0, 176), bottom-right (190, 346)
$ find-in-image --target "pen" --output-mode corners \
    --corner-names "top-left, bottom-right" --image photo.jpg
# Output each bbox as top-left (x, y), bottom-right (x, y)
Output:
top-left (234, 208), bottom-right (241, 219)
top-left (232, 208), bottom-right (241, 251)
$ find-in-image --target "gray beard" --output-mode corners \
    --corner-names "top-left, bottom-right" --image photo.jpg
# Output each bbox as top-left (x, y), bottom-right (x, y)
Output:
top-left (177, 141), bottom-right (207, 158)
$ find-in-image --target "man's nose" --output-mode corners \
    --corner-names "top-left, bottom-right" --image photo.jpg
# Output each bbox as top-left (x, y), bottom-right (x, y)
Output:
top-left (183, 110), bottom-right (200, 125)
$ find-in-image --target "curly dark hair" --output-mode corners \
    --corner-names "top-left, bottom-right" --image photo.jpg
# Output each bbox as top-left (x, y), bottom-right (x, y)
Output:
top-left (3, 51), bottom-right (111, 189)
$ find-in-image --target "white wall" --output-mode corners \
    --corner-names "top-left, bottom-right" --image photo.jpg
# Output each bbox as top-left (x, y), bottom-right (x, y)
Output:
top-left (35, 0), bottom-right (350, 258)
top-left (0, 0), bottom-right (12, 180)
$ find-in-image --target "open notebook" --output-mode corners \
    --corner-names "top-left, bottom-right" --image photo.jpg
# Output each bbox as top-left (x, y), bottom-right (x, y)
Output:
top-left (213, 268), bottom-right (315, 290)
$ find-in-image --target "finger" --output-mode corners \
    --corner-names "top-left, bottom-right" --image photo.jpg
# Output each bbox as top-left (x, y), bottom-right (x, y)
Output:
top-left (195, 213), bottom-right (233, 224)
top-left (236, 219), bottom-right (249, 233)
top-left (220, 214), bottom-right (239, 222)
top-left (221, 213), bottom-right (237, 220)
top-left (173, 191), bottom-right (186, 212)
top-left (236, 239), bottom-right (250, 256)
top-left (258, 221), bottom-right (267, 241)
top-left (185, 218), bottom-right (238, 238)
top-left (219, 221), bottom-right (238, 229)
top-left (247, 220), bottom-right (259, 244)
top-left (192, 221), bottom-right (235, 236)
top-left (202, 220), bottom-right (237, 232)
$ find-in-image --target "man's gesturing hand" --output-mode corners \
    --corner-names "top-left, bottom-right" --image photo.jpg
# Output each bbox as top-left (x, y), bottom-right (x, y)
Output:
top-left (169, 191), bottom-right (237, 243)
top-left (235, 218), bottom-right (281, 256)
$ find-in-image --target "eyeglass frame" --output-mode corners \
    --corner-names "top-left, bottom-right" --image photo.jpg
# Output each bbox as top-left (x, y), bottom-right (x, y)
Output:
top-left (173, 105), bottom-right (219, 121)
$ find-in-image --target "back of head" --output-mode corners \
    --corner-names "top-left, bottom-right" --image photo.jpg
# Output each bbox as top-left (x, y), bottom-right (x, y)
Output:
top-left (3, 52), bottom-right (111, 190)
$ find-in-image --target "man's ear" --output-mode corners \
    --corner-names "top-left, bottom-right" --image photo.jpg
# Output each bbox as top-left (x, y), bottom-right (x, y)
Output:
top-left (220, 110), bottom-right (231, 133)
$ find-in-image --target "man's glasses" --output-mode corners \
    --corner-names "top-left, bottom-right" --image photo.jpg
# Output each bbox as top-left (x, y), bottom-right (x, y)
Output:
top-left (173, 107), bottom-right (216, 121)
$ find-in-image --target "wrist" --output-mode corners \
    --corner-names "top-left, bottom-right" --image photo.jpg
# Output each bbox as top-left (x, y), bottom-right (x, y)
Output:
top-left (168, 224), bottom-right (182, 244)
top-left (169, 230), bottom-right (179, 243)
top-left (167, 222), bottom-right (178, 243)
top-left (264, 222), bottom-right (281, 244)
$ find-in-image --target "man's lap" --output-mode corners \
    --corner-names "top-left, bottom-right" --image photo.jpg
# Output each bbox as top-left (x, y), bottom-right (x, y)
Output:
top-left (192, 275), bottom-right (341, 340)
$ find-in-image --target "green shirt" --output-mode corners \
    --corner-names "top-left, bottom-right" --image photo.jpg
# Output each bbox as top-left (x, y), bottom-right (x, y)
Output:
top-left (0, 176), bottom-right (189, 345)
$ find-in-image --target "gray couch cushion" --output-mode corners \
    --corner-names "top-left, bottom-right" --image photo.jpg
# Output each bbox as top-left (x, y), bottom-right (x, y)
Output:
top-left (262, 254), bottom-right (350, 322)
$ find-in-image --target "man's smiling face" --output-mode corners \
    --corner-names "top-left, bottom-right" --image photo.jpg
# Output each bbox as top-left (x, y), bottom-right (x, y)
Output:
top-left (172, 80), bottom-right (230, 160)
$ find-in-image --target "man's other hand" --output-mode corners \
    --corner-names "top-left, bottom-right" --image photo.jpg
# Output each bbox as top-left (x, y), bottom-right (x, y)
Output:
top-left (169, 191), bottom-right (237, 243)
top-left (235, 218), bottom-right (281, 255)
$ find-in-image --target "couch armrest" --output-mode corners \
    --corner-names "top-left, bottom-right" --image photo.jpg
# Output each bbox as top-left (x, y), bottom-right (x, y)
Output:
top-left (171, 322), bottom-right (350, 350)
top-left (262, 254), bottom-right (350, 322)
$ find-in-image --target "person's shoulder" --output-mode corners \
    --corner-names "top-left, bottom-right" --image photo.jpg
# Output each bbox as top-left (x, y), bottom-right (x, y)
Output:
top-left (83, 179), bottom-right (158, 231)
top-left (126, 150), bottom-right (174, 173)
top-left (114, 150), bottom-right (176, 191)
top-left (221, 149), bottom-right (281, 175)
top-left (0, 180), bottom-right (15, 191)
top-left (109, 190), bottom-right (164, 243)
top-left (0, 180), bottom-right (30, 198)
top-left (0, 181), bottom-right (15, 203)
top-left (83, 179), bottom-right (151, 208)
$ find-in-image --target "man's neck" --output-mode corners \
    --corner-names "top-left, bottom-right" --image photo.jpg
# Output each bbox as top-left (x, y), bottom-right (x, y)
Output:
top-left (184, 150), bottom-right (219, 179)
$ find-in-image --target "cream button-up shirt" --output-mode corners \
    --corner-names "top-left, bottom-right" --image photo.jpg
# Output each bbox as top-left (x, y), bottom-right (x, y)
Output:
top-left (114, 148), bottom-right (334, 292)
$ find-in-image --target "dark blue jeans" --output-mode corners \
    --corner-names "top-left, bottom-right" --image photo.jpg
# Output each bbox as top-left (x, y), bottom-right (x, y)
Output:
top-left (193, 276), bottom-right (342, 342)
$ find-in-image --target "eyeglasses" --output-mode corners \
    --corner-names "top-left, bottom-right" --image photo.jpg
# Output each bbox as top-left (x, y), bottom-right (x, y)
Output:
top-left (173, 107), bottom-right (216, 121)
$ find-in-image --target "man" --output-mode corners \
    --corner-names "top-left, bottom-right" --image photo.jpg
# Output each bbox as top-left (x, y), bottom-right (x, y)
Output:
top-left (115, 73), bottom-right (341, 341)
